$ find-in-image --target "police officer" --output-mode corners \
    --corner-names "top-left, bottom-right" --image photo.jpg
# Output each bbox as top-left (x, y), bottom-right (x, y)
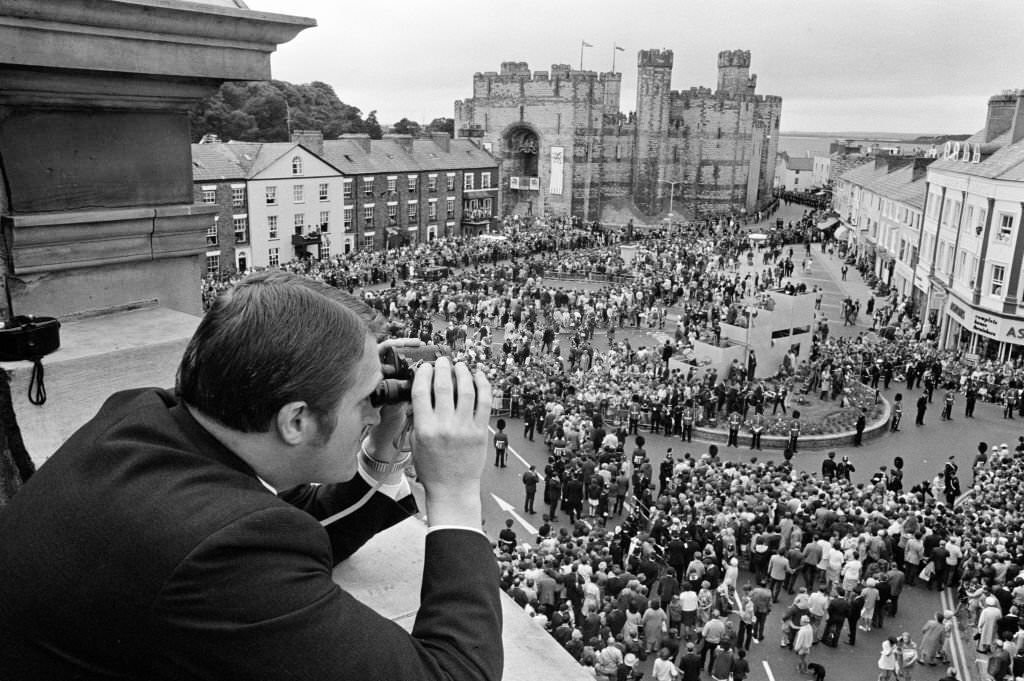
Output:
top-left (628, 399), bottom-right (641, 435)
top-left (965, 382), bottom-right (977, 418)
top-left (681, 401), bottom-right (695, 443)
top-left (1004, 388), bottom-right (1017, 419)
top-left (727, 410), bottom-right (742, 447)
top-left (650, 398), bottom-right (663, 435)
top-left (788, 410), bottom-right (802, 453)
top-left (750, 411), bottom-right (765, 450)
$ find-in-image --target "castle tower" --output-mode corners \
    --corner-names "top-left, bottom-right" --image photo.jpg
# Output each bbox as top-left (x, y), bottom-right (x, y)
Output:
top-left (716, 49), bottom-right (756, 96)
top-left (633, 49), bottom-right (674, 214)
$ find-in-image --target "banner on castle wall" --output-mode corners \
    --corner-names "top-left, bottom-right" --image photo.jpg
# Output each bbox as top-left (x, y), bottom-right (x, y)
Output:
top-left (549, 146), bottom-right (564, 195)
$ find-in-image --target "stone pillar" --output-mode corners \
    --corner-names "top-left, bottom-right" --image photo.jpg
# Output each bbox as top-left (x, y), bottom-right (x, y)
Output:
top-left (0, 0), bottom-right (314, 318)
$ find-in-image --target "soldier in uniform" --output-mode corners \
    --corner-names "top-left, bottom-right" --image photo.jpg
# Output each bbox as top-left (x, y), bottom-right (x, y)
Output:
top-left (727, 410), bottom-right (742, 447)
top-left (1004, 388), bottom-right (1017, 419)
top-left (941, 389), bottom-right (955, 421)
top-left (750, 411), bottom-right (765, 450)
top-left (890, 393), bottom-right (903, 432)
top-left (523, 400), bottom-right (538, 441)
top-left (788, 410), bottom-right (802, 453)
top-left (682, 401), bottom-right (695, 443)
top-left (510, 382), bottom-right (523, 418)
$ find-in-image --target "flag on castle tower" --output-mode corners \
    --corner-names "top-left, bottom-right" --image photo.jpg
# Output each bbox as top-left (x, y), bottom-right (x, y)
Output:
top-left (614, 45), bottom-right (625, 52)
top-left (581, 40), bottom-right (592, 47)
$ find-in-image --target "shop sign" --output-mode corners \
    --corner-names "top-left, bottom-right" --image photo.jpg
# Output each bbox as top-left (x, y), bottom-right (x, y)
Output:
top-left (972, 312), bottom-right (999, 337)
top-left (949, 302), bottom-right (964, 319)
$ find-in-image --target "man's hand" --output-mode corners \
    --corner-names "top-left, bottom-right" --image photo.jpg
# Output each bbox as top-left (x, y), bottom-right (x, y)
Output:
top-left (411, 357), bottom-right (491, 529)
top-left (363, 337), bottom-right (423, 461)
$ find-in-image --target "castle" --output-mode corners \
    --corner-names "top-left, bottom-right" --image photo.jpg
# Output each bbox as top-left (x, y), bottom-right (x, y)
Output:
top-left (454, 49), bottom-right (782, 222)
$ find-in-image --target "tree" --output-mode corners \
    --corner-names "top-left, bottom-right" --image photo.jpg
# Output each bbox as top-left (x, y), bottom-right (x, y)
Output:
top-left (392, 117), bottom-right (422, 137)
top-left (364, 110), bottom-right (383, 140)
top-left (425, 117), bottom-right (455, 136)
top-left (189, 80), bottom-right (374, 142)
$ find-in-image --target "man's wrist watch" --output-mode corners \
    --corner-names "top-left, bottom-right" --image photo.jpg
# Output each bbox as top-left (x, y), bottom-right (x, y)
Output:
top-left (360, 441), bottom-right (412, 474)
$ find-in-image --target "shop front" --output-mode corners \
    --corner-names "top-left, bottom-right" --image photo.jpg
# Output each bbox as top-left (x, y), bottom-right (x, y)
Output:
top-left (943, 295), bottom-right (1024, 361)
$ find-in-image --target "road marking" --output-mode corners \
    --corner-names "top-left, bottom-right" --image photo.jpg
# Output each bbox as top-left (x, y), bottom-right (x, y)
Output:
top-left (762, 660), bottom-right (776, 681)
top-left (942, 587), bottom-right (970, 681)
top-left (490, 493), bottom-right (538, 535)
top-left (488, 425), bottom-right (544, 481)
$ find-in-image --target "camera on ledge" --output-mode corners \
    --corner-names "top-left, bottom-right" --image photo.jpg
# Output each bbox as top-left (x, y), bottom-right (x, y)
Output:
top-left (370, 345), bottom-right (445, 407)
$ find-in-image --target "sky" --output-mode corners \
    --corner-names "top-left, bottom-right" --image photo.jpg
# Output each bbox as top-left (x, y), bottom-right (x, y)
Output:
top-left (242, 0), bottom-right (1024, 135)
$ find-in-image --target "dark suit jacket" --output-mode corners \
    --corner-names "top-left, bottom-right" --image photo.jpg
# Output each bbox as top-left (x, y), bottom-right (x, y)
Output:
top-left (0, 389), bottom-right (502, 680)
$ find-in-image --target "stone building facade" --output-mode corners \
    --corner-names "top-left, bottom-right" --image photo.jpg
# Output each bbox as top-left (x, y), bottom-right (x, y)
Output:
top-left (454, 49), bottom-right (781, 222)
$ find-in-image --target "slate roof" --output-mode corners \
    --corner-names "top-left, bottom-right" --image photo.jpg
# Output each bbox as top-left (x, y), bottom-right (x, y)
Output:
top-left (190, 143), bottom-right (247, 182)
top-left (787, 157), bottom-right (814, 171)
top-left (864, 164), bottom-right (927, 210)
top-left (194, 136), bottom-right (497, 182)
top-left (928, 128), bottom-right (1024, 181)
top-left (321, 137), bottom-right (497, 175)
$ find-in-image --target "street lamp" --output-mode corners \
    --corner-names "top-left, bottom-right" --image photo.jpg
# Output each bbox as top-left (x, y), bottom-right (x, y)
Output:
top-left (661, 180), bottom-right (683, 221)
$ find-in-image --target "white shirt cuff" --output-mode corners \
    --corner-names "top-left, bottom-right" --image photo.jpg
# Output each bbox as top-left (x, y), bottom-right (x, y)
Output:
top-left (426, 524), bottom-right (488, 538)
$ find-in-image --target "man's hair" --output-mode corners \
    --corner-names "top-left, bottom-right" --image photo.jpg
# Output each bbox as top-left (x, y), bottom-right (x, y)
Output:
top-left (177, 271), bottom-right (382, 434)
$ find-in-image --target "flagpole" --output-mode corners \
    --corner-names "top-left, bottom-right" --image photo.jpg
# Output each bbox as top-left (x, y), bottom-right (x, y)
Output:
top-left (612, 43), bottom-right (617, 72)
top-left (580, 40), bottom-right (584, 71)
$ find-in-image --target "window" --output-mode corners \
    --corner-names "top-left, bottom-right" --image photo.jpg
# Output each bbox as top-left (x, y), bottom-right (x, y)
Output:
top-left (265, 186), bottom-right (277, 205)
top-left (483, 198), bottom-right (492, 213)
top-left (291, 156), bottom-right (303, 176)
top-left (482, 172), bottom-right (492, 189)
top-left (343, 179), bottom-right (353, 201)
top-left (293, 185), bottom-right (304, 203)
top-left (408, 202), bottom-right (418, 223)
top-left (268, 247), bottom-right (280, 267)
top-left (992, 265), bottom-right (1006, 296)
top-left (231, 186), bottom-right (245, 208)
top-left (319, 241), bottom-right (330, 260)
top-left (977, 208), bottom-right (987, 234)
top-left (344, 207), bottom-right (353, 231)
top-left (446, 198), bottom-right (455, 218)
top-left (408, 176), bottom-right (418, 193)
top-left (428, 200), bottom-right (438, 220)
top-left (427, 225), bottom-right (437, 241)
top-left (998, 213), bottom-right (1015, 242)
top-left (233, 216), bottom-right (248, 244)
top-left (446, 173), bottom-right (456, 191)
top-left (362, 234), bottom-right (375, 250)
top-left (318, 183), bottom-right (329, 201)
top-left (387, 204), bottom-right (398, 224)
top-left (202, 187), bottom-right (216, 204)
top-left (464, 173), bottom-right (474, 191)
top-left (387, 176), bottom-right (397, 193)
top-left (428, 175), bottom-right (438, 192)
top-left (293, 213), bottom-right (304, 235)
top-left (268, 215), bottom-right (278, 240)
top-left (206, 253), bottom-right (220, 277)
top-left (941, 198), bottom-right (951, 225)
top-left (206, 219), bottom-right (218, 246)
top-left (363, 177), bottom-right (374, 197)
top-left (319, 210), bottom-right (330, 232)
top-left (363, 205), bottom-right (374, 227)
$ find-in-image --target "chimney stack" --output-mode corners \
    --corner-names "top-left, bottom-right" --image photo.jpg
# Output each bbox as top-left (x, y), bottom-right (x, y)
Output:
top-left (291, 129), bottom-right (324, 157)
top-left (431, 131), bottom-right (451, 153)
top-left (339, 133), bottom-right (372, 153)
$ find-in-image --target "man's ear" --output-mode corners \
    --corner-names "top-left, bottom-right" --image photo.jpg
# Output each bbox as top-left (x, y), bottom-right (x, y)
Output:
top-left (275, 401), bottom-right (316, 446)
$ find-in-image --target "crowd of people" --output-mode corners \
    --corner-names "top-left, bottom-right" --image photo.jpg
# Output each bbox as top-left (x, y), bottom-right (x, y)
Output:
top-left (198, 204), bottom-right (1024, 681)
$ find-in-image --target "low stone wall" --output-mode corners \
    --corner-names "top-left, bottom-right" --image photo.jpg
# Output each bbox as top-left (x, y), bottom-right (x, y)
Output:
top-left (690, 394), bottom-right (891, 451)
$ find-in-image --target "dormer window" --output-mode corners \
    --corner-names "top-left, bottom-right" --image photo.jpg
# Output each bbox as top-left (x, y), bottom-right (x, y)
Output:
top-left (291, 156), bottom-right (303, 176)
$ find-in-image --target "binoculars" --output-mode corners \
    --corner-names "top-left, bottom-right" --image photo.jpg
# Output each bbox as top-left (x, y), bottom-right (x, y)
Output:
top-left (370, 345), bottom-right (445, 407)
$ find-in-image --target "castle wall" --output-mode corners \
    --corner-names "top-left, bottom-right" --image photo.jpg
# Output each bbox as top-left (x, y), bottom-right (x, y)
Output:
top-left (456, 48), bottom-right (781, 223)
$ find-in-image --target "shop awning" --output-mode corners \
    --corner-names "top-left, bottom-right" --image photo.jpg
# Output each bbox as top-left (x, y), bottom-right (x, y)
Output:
top-left (816, 217), bottom-right (840, 231)
top-left (834, 225), bottom-right (851, 240)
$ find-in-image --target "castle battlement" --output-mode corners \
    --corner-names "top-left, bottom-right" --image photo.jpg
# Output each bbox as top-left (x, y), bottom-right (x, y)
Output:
top-left (638, 48), bottom-right (673, 68)
top-left (474, 62), bottom-right (622, 86)
top-left (718, 49), bottom-right (751, 68)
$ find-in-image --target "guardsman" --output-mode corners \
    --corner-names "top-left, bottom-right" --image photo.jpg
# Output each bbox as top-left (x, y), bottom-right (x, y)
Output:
top-left (750, 411), bottom-right (765, 450)
top-left (941, 389), bottom-right (955, 421)
top-left (727, 410), bottom-right (742, 447)
top-left (650, 397), bottom-right (663, 435)
top-left (965, 381), bottom-right (977, 418)
top-left (890, 393), bottom-right (903, 432)
top-left (510, 381), bottom-right (523, 418)
top-left (788, 410), bottom-right (802, 453)
top-left (681, 401), bottom-right (695, 442)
